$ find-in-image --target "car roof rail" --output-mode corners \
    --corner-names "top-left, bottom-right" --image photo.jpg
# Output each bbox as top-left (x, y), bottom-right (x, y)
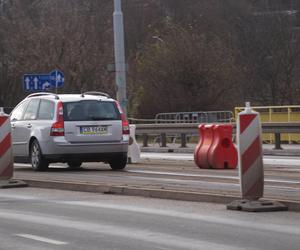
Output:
top-left (81, 91), bottom-right (110, 98)
top-left (26, 92), bottom-right (60, 100)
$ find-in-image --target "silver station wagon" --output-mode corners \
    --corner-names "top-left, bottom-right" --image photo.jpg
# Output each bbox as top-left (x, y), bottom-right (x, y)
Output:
top-left (10, 92), bottom-right (129, 171)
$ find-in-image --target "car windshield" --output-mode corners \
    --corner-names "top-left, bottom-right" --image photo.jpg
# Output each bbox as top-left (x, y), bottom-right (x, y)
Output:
top-left (63, 100), bottom-right (121, 121)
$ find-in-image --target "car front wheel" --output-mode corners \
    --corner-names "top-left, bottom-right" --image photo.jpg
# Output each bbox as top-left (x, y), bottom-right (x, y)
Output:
top-left (30, 140), bottom-right (49, 171)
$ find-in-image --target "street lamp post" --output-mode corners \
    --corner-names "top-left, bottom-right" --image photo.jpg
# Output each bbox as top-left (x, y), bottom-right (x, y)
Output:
top-left (113, 0), bottom-right (127, 116)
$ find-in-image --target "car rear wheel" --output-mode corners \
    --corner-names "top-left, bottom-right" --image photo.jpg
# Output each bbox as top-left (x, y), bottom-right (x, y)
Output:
top-left (30, 140), bottom-right (49, 171)
top-left (67, 161), bottom-right (82, 169)
top-left (109, 155), bottom-right (127, 170)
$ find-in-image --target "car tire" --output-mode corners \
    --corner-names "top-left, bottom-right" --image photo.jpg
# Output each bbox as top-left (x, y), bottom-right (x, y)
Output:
top-left (67, 161), bottom-right (82, 169)
top-left (30, 139), bottom-right (49, 171)
top-left (109, 155), bottom-right (127, 170)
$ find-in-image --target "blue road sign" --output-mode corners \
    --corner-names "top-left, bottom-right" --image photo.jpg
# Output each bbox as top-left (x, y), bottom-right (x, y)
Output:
top-left (50, 70), bottom-right (64, 88)
top-left (23, 70), bottom-right (64, 92)
top-left (23, 74), bottom-right (51, 91)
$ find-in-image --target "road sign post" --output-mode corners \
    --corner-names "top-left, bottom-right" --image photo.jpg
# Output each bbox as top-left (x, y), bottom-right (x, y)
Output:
top-left (113, 0), bottom-right (127, 117)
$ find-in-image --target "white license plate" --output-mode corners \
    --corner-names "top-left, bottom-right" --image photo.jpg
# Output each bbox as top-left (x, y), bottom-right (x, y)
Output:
top-left (80, 126), bottom-right (107, 135)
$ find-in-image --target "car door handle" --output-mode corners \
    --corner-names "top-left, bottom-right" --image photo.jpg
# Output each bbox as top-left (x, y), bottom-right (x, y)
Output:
top-left (27, 124), bottom-right (32, 128)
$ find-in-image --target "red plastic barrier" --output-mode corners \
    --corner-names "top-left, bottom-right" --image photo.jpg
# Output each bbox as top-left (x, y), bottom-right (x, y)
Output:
top-left (194, 124), bottom-right (215, 169)
top-left (208, 124), bottom-right (237, 169)
top-left (194, 124), bottom-right (204, 167)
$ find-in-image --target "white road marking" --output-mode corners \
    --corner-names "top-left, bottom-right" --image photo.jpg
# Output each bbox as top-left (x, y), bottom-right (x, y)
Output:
top-left (14, 163), bottom-right (65, 168)
top-left (264, 158), bottom-right (300, 166)
top-left (141, 153), bottom-right (300, 166)
top-left (141, 153), bottom-right (193, 161)
top-left (128, 169), bottom-right (238, 178)
top-left (127, 175), bottom-right (240, 187)
top-left (127, 175), bottom-right (300, 192)
top-left (0, 193), bottom-right (38, 200)
top-left (15, 234), bottom-right (67, 245)
top-left (128, 170), bottom-right (300, 185)
top-left (57, 202), bottom-right (300, 236)
top-left (14, 163), bottom-right (32, 167)
top-left (0, 210), bottom-right (239, 250)
top-left (13, 163), bottom-right (300, 187)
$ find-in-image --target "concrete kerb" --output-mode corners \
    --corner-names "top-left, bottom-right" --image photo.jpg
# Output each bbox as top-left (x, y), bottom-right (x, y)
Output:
top-left (0, 179), bottom-right (27, 189)
top-left (15, 178), bottom-right (300, 212)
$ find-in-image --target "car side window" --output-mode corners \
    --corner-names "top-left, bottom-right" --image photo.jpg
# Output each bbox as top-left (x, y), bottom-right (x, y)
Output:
top-left (23, 99), bottom-right (40, 120)
top-left (38, 100), bottom-right (55, 120)
top-left (10, 100), bottom-right (29, 121)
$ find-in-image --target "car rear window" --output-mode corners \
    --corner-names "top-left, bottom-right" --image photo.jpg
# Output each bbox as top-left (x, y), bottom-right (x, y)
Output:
top-left (63, 100), bottom-right (121, 121)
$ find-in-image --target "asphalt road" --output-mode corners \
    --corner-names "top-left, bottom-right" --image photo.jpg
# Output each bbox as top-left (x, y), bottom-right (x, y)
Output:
top-left (0, 188), bottom-right (299, 250)
top-left (13, 154), bottom-right (300, 205)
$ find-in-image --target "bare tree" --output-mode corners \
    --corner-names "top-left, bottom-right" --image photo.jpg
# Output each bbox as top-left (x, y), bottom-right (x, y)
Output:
top-left (1, 0), bottom-right (300, 117)
top-left (0, 0), bottom-right (114, 106)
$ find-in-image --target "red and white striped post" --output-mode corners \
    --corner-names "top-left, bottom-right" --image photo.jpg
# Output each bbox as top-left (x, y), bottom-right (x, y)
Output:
top-left (0, 107), bottom-right (26, 188)
top-left (238, 102), bottom-right (264, 200)
top-left (227, 103), bottom-right (287, 212)
top-left (0, 107), bottom-right (14, 180)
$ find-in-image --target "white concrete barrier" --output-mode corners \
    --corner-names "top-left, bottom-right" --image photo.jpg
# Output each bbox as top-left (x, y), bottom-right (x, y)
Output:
top-left (128, 124), bottom-right (141, 163)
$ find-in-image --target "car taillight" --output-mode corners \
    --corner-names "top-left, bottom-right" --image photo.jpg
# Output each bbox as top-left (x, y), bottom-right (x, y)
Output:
top-left (115, 101), bottom-right (129, 141)
top-left (50, 101), bottom-right (64, 136)
top-left (121, 115), bottom-right (129, 141)
top-left (122, 114), bottom-right (129, 135)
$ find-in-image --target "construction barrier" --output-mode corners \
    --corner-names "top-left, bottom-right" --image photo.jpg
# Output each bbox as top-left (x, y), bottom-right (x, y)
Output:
top-left (194, 124), bottom-right (215, 169)
top-left (237, 103), bottom-right (264, 200)
top-left (0, 107), bottom-right (14, 180)
top-left (194, 124), bottom-right (205, 168)
top-left (208, 124), bottom-right (237, 169)
top-left (194, 124), bottom-right (237, 169)
top-left (227, 103), bottom-right (287, 212)
top-left (127, 124), bottom-right (141, 163)
top-left (0, 108), bottom-right (27, 188)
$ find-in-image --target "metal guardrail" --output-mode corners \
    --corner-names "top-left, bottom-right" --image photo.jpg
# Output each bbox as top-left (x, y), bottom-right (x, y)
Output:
top-left (154, 111), bottom-right (234, 123)
top-left (135, 122), bottom-right (300, 133)
top-left (3, 105), bottom-right (299, 148)
top-left (135, 122), bottom-right (300, 148)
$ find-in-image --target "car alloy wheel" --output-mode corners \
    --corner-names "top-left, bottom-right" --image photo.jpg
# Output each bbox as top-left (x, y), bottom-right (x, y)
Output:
top-left (30, 140), bottom-right (49, 171)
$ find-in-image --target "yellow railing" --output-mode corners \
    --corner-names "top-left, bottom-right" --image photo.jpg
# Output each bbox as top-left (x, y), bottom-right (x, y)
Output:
top-left (234, 105), bottom-right (300, 143)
